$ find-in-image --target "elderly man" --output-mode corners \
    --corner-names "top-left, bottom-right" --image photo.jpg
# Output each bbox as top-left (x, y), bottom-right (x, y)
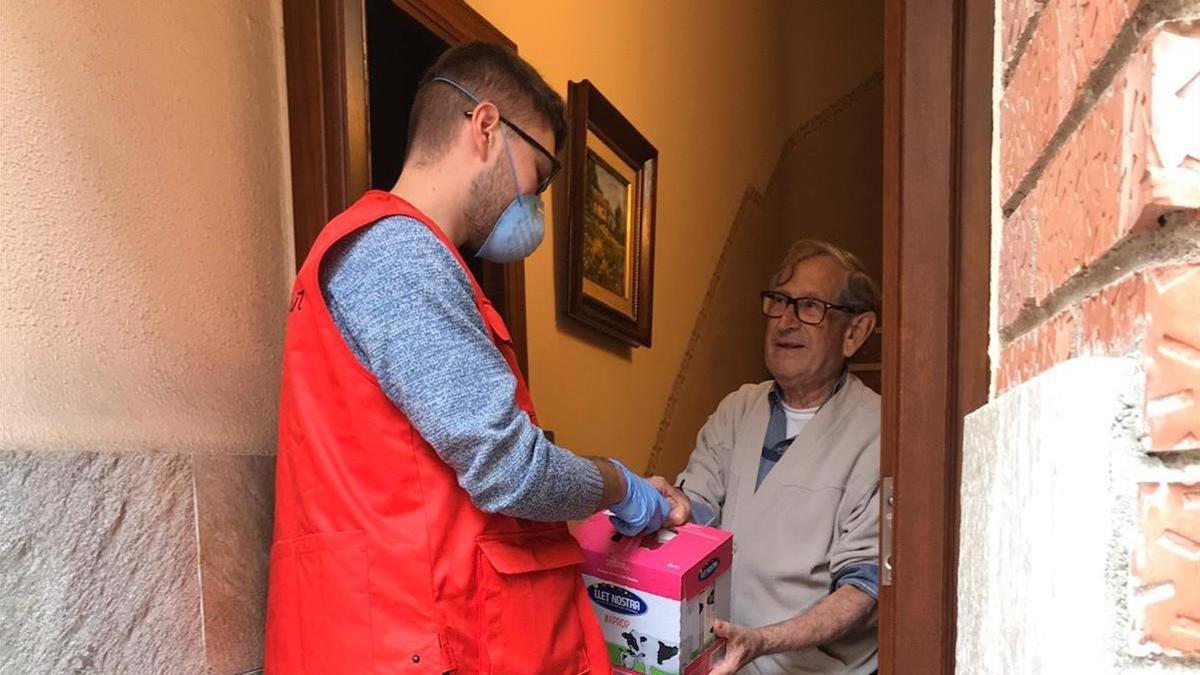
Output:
top-left (661, 239), bottom-right (881, 674)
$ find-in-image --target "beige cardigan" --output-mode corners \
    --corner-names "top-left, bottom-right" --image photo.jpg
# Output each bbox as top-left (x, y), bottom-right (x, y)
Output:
top-left (677, 376), bottom-right (880, 674)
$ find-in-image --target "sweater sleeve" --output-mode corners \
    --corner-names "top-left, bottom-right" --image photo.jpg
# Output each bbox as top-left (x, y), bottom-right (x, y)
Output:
top-left (319, 216), bottom-right (603, 521)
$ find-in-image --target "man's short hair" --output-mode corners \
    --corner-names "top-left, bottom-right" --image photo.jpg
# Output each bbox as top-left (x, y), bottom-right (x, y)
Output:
top-left (408, 42), bottom-right (566, 163)
top-left (770, 239), bottom-right (882, 316)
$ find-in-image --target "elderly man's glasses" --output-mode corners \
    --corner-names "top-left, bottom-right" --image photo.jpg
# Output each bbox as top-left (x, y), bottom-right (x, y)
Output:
top-left (761, 290), bottom-right (857, 325)
top-left (429, 76), bottom-right (561, 195)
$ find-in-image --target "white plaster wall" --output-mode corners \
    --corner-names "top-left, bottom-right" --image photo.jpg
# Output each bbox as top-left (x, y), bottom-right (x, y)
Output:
top-left (0, 1), bottom-right (294, 455)
top-left (958, 358), bottom-right (1200, 674)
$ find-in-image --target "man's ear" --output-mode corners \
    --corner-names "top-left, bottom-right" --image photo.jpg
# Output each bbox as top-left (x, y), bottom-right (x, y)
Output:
top-left (843, 311), bottom-right (877, 358)
top-left (467, 101), bottom-right (501, 159)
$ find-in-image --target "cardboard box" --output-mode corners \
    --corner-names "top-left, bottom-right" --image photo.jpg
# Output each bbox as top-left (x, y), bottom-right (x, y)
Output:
top-left (574, 513), bottom-right (733, 675)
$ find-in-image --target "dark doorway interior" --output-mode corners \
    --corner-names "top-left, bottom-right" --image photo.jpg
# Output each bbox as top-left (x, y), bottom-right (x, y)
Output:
top-left (365, 0), bottom-right (448, 191)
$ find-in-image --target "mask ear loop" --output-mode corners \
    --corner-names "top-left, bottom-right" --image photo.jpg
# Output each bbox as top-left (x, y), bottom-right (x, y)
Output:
top-left (427, 76), bottom-right (479, 103)
top-left (498, 129), bottom-right (528, 202)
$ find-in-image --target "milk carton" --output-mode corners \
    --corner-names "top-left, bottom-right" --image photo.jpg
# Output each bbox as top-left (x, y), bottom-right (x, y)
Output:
top-left (573, 513), bottom-right (733, 675)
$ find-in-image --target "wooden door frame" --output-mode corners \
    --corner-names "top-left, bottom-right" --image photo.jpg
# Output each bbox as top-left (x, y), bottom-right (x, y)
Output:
top-left (879, 0), bottom-right (992, 672)
top-left (281, 0), bottom-right (530, 377)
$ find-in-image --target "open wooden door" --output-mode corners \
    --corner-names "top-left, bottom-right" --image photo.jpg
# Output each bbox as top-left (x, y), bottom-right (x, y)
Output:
top-left (879, 0), bottom-right (993, 672)
top-left (281, 0), bottom-right (530, 377)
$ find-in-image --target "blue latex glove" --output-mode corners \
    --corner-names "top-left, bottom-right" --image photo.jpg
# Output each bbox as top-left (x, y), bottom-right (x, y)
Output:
top-left (608, 460), bottom-right (670, 537)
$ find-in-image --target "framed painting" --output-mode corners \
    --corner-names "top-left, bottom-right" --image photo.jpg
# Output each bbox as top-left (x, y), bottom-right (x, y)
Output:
top-left (565, 79), bottom-right (658, 347)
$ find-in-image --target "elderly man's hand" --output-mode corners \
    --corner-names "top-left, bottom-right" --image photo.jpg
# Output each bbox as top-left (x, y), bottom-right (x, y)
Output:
top-left (646, 475), bottom-right (691, 527)
top-left (709, 619), bottom-right (766, 675)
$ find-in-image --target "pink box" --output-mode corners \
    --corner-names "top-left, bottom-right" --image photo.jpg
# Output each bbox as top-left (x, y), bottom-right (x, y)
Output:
top-left (616, 639), bottom-right (726, 675)
top-left (574, 513), bottom-right (733, 675)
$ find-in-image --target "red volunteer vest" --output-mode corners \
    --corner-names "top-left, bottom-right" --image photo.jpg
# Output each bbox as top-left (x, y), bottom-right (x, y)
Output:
top-left (265, 191), bottom-right (610, 674)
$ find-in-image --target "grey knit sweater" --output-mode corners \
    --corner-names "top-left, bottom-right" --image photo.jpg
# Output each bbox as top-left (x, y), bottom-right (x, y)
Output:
top-left (319, 215), bottom-right (603, 521)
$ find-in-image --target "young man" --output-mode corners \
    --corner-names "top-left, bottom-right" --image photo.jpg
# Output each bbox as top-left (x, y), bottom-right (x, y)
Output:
top-left (266, 43), bottom-right (682, 674)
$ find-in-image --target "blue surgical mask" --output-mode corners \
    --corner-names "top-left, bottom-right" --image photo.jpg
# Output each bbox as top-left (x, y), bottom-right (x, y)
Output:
top-left (475, 131), bottom-right (545, 263)
top-left (425, 76), bottom-right (547, 263)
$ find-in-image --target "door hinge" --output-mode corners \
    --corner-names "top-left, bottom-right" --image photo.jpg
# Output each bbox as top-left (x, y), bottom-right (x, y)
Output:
top-left (881, 476), bottom-right (894, 586)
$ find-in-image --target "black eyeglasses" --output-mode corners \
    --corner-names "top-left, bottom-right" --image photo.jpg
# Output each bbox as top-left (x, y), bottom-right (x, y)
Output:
top-left (463, 110), bottom-right (561, 195)
top-left (761, 290), bottom-right (858, 325)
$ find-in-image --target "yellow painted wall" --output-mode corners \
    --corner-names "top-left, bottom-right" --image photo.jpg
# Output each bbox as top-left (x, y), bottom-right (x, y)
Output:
top-left (781, 0), bottom-right (885, 281)
top-left (783, 0), bottom-right (884, 135)
top-left (467, 0), bottom-right (792, 468)
top-left (0, 1), bottom-right (293, 455)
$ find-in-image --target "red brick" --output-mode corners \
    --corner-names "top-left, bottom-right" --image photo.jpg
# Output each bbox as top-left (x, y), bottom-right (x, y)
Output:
top-left (996, 309), bottom-right (1076, 393)
top-left (1144, 264), bottom-right (1200, 452)
top-left (1000, 0), bottom-right (1140, 200)
top-left (1000, 0), bottom-right (1047, 68)
top-left (1031, 79), bottom-right (1130, 301)
top-left (1079, 272), bottom-right (1148, 355)
top-left (999, 204), bottom-right (1039, 327)
top-left (1132, 482), bottom-right (1200, 655)
top-left (1002, 25), bottom-right (1200, 310)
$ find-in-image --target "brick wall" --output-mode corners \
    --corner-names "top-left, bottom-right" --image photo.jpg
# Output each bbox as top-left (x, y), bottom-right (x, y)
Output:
top-left (994, 0), bottom-right (1199, 659)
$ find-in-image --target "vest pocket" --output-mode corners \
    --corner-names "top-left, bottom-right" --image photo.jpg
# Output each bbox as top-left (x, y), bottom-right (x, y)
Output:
top-left (476, 529), bottom-right (591, 675)
top-left (292, 530), bottom-right (372, 671)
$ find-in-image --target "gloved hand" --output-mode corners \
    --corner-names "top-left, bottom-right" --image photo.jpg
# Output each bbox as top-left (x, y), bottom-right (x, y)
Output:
top-left (608, 459), bottom-right (671, 537)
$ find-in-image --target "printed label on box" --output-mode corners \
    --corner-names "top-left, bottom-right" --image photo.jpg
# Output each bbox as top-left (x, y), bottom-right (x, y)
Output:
top-left (574, 514), bottom-right (734, 675)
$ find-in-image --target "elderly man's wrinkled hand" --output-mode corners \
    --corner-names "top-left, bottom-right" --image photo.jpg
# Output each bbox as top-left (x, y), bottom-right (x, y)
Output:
top-left (709, 619), bottom-right (766, 675)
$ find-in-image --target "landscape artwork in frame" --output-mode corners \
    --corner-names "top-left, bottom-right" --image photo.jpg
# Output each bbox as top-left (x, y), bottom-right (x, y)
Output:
top-left (582, 146), bottom-right (635, 316)
top-left (565, 80), bottom-right (657, 347)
